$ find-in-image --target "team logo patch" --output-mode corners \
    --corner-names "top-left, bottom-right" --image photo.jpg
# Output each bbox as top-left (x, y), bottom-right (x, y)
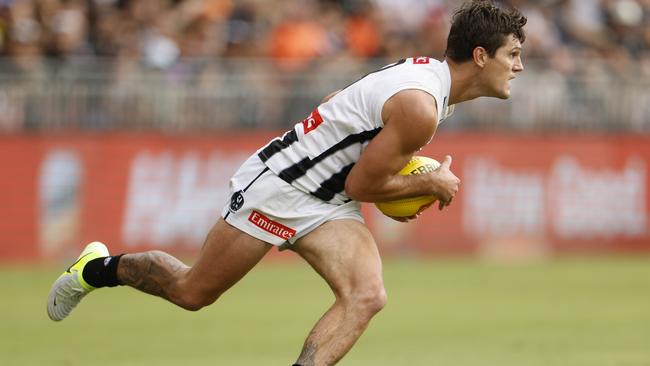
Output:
top-left (413, 56), bottom-right (430, 64)
top-left (301, 108), bottom-right (324, 134)
top-left (248, 211), bottom-right (296, 240)
top-left (230, 191), bottom-right (244, 212)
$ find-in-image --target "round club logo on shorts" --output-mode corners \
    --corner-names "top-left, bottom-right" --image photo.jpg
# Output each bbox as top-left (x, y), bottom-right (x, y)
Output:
top-left (230, 190), bottom-right (244, 212)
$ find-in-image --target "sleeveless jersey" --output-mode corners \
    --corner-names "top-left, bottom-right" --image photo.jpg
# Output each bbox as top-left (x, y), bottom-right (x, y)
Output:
top-left (257, 57), bottom-right (453, 205)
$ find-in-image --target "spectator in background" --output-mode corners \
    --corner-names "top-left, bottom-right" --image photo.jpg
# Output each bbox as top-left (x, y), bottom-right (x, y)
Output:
top-left (268, 0), bottom-right (329, 70)
top-left (42, 0), bottom-right (88, 57)
top-left (4, 0), bottom-right (42, 59)
top-left (0, 0), bottom-right (647, 73)
top-left (342, 0), bottom-right (380, 58)
top-left (0, 0), bottom-right (648, 132)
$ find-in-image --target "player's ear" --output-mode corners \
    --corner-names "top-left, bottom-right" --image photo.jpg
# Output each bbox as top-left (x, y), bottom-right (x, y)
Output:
top-left (472, 46), bottom-right (488, 68)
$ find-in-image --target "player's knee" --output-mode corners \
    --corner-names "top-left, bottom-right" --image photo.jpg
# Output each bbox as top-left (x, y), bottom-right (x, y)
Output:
top-left (364, 286), bottom-right (388, 315)
top-left (347, 284), bottom-right (387, 317)
top-left (173, 279), bottom-right (222, 311)
top-left (176, 291), bottom-right (220, 311)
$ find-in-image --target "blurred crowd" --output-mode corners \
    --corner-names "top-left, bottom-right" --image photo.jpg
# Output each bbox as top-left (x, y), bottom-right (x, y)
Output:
top-left (0, 0), bottom-right (649, 132)
top-left (0, 0), bottom-right (648, 72)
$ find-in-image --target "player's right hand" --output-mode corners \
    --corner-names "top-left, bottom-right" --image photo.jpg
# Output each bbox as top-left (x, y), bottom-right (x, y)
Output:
top-left (431, 155), bottom-right (460, 210)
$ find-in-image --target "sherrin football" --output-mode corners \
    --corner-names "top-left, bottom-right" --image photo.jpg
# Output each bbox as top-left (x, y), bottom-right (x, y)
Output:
top-left (375, 156), bottom-right (440, 218)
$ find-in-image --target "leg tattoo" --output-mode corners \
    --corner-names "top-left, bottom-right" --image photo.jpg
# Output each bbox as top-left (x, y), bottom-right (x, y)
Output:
top-left (117, 251), bottom-right (189, 300)
top-left (296, 340), bottom-right (318, 366)
top-left (295, 299), bottom-right (380, 366)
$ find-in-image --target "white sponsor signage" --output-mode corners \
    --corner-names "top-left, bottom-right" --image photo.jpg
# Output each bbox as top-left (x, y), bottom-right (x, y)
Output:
top-left (121, 151), bottom-right (248, 247)
top-left (549, 156), bottom-right (646, 239)
top-left (463, 158), bottom-right (545, 237)
top-left (463, 155), bottom-right (647, 239)
top-left (39, 150), bottom-right (82, 256)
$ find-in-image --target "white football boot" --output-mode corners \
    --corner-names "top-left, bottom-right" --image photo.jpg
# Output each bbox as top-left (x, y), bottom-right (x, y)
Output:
top-left (47, 242), bottom-right (109, 321)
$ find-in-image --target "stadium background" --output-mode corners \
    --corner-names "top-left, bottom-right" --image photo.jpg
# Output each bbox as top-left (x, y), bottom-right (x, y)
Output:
top-left (1, 0), bottom-right (649, 365)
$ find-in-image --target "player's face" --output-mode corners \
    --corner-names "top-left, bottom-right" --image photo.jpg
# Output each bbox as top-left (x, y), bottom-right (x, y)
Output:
top-left (483, 34), bottom-right (524, 99)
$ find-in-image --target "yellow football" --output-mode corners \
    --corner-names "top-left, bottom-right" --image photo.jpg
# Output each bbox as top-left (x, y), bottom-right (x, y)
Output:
top-left (375, 156), bottom-right (440, 217)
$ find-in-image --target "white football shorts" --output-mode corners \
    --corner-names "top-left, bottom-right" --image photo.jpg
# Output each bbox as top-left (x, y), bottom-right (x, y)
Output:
top-left (222, 154), bottom-right (364, 247)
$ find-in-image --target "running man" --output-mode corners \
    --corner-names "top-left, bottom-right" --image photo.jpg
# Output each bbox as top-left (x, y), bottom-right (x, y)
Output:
top-left (47, 1), bottom-right (526, 365)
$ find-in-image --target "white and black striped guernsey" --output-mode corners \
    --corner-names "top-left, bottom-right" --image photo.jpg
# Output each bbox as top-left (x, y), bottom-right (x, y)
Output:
top-left (257, 57), bottom-right (453, 205)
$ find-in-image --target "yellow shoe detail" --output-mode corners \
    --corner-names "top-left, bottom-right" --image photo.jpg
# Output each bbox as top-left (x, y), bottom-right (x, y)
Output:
top-left (47, 241), bottom-right (110, 321)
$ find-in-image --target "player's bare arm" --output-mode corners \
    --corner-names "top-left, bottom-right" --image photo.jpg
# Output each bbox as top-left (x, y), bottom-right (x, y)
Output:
top-left (345, 89), bottom-right (460, 207)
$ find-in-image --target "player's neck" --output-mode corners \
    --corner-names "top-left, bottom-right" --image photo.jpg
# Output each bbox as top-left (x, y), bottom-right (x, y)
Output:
top-left (446, 59), bottom-right (486, 105)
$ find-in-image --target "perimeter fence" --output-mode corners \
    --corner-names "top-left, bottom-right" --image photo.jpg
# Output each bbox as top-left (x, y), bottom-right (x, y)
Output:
top-left (0, 57), bottom-right (647, 133)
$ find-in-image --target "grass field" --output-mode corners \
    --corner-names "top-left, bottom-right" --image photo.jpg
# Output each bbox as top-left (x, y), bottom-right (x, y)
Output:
top-left (2, 256), bottom-right (650, 366)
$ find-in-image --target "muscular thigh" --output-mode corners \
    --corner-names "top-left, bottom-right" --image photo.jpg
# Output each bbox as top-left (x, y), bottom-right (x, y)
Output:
top-left (184, 218), bottom-right (273, 296)
top-left (294, 219), bottom-right (384, 297)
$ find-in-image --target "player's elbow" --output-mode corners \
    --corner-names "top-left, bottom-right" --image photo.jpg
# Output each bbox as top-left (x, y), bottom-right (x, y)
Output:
top-left (345, 178), bottom-right (367, 202)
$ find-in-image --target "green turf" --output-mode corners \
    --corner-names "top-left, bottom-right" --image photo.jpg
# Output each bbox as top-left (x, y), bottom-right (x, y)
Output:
top-left (2, 256), bottom-right (650, 366)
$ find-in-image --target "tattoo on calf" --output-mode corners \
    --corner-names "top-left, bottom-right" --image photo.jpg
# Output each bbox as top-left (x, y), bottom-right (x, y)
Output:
top-left (296, 341), bottom-right (318, 366)
top-left (118, 251), bottom-right (188, 299)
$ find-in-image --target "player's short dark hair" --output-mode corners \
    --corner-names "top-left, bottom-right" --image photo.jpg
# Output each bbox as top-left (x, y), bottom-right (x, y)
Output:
top-left (445, 0), bottom-right (527, 63)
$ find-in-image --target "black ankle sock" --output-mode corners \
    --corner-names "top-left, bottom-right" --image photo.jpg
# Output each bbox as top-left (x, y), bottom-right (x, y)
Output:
top-left (82, 254), bottom-right (124, 288)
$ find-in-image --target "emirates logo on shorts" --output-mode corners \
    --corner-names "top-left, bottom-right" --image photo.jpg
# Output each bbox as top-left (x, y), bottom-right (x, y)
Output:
top-left (248, 211), bottom-right (296, 240)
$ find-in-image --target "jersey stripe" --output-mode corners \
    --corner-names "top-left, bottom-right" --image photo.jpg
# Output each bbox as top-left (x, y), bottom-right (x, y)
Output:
top-left (276, 127), bottom-right (382, 183)
top-left (258, 129), bottom-right (298, 162)
top-left (310, 163), bottom-right (355, 201)
top-left (256, 58), bottom-right (450, 205)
